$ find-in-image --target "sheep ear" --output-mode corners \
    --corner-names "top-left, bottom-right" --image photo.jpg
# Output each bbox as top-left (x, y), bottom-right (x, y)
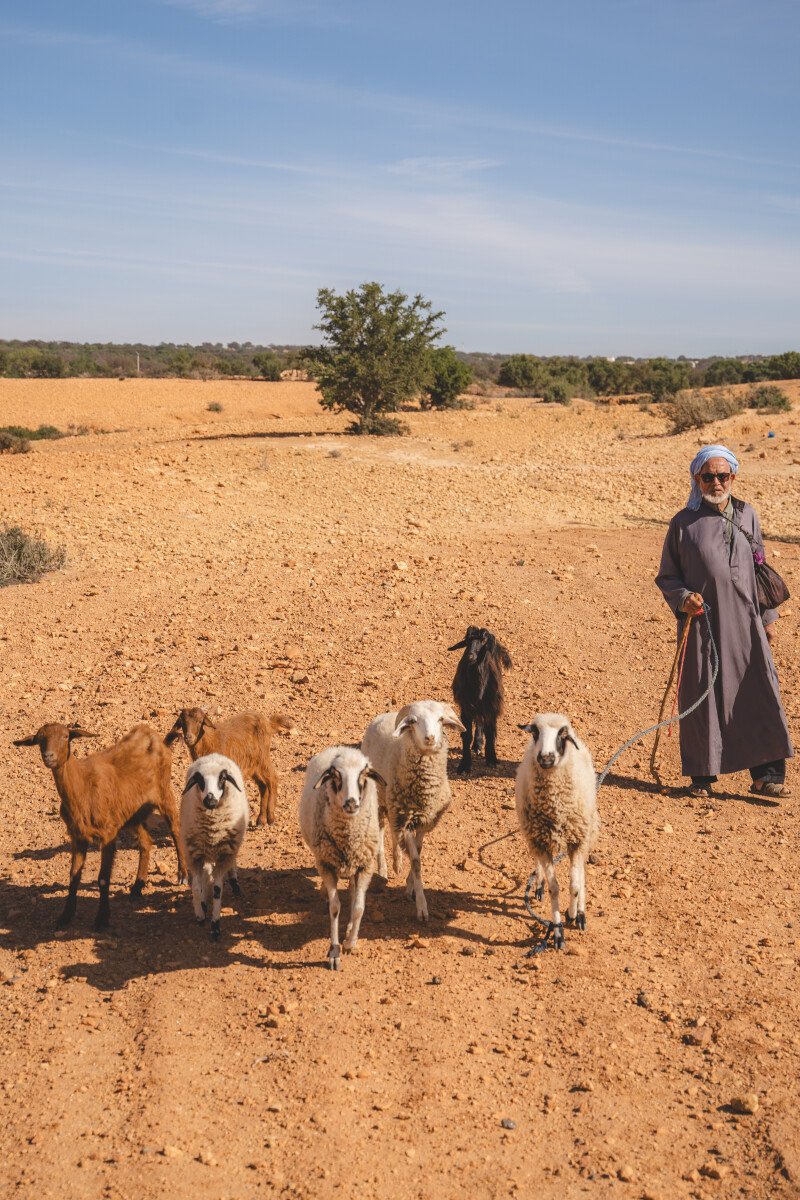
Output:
top-left (13, 732), bottom-right (40, 747)
top-left (518, 722), bottom-right (538, 736)
top-left (68, 726), bottom-right (99, 740)
top-left (393, 717), bottom-right (416, 737)
top-left (183, 772), bottom-right (205, 795)
top-left (313, 767), bottom-right (336, 790)
top-left (560, 726), bottom-right (579, 750)
top-left (366, 768), bottom-right (386, 788)
top-left (447, 639), bottom-right (467, 651)
top-left (219, 769), bottom-right (242, 792)
top-left (441, 706), bottom-right (466, 733)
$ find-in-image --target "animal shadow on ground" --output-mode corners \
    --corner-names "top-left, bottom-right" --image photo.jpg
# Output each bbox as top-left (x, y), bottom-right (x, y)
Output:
top-left (0, 856), bottom-right (529, 990)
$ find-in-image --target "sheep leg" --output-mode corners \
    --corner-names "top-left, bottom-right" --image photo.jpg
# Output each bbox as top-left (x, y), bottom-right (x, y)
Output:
top-left (344, 868), bottom-right (372, 952)
top-left (458, 716), bottom-right (473, 774)
top-left (390, 824), bottom-right (403, 876)
top-left (404, 828), bottom-right (428, 922)
top-left (191, 862), bottom-right (210, 923)
top-left (130, 824), bottom-right (154, 897)
top-left (572, 852), bottom-right (587, 931)
top-left (161, 798), bottom-right (188, 885)
top-left (209, 860), bottom-right (231, 941)
top-left (57, 839), bottom-right (88, 929)
top-left (228, 867), bottom-right (242, 897)
top-left (484, 720), bottom-right (498, 768)
top-left (376, 819), bottom-right (388, 881)
top-left (320, 865), bottom-right (341, 970)
top-left (541, 856), bottom-right (564, 949)
top-left (94, 841), bottom-right (117, 931)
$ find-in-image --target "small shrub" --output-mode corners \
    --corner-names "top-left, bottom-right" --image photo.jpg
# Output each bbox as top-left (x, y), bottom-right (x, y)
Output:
top-left (541, 381), bottom-right (574, 405)
top-left (746, 384), bottom-right (791, 411)
top-left (0, 432), bottom-right (30, 454)
top-left (667, 388), bottom-right (744, 434)
top-left (0, 424), bottom-right (66, 441)
top-left (206, 401), bottom-right (224, 413)
top-left (0, 526), bottom-right (66, 586)
top-left (348, 412), bottom-right (409, 436)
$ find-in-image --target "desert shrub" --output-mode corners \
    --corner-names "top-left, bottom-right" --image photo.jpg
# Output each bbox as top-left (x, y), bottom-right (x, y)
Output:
top-left (667, 389), bottom-right (744, 433)
top-left (422, 346), bottom-right (474, 409)
top-left (348, 412), bottom-right (410, 436)
top-left (0, 432), bottom-right (30, 454)
top-left (746, 384), bottom-right (791, 411)
top-left (0, 424), bottom-right (66, 441)
top-left (252, 351), bottom-right (282, 381)
top-left (206, 401), bottom-right (224, 413)
top-left (541, 380), bottom-right (574, 405)
top-left (0, 527), bottom-right (66, 586)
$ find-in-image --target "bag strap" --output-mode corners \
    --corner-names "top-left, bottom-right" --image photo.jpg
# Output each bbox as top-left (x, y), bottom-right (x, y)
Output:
top-left (717, 500), bottom-right (763, 551)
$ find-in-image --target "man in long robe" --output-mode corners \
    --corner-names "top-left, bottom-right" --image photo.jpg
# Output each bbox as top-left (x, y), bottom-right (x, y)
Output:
top-left (656, 444), bottom-right (792, 798)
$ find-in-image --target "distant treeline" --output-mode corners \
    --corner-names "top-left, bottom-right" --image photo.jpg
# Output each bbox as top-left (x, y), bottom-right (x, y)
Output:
top-left (1, 340), bottom-right (798, 400)
top-left (0, 340), bottom-right (299, 381)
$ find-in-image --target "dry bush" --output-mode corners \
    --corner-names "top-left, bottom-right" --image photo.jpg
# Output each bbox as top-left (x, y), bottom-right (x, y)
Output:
top-left (348, 413), bottom-right (409, 436)
top-left (746, 384), bottom-right (791, 411)
top-left (206, 401), bottom-right (224, 413)
top-left (0, 527), bottom-right (66, 587)
top-left (667, 389), bottom-right (744, 434)
top-left (0, 424), bottom-right (65, 441)
top-left (0, 432), bottom-right (30, 454)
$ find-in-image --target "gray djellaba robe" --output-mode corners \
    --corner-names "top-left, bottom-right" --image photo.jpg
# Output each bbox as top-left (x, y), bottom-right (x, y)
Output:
top-left (656, 497), bottom-right (793, 777)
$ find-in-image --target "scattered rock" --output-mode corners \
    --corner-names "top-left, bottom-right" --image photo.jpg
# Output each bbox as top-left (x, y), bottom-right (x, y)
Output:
top-left (730, 1093), bottom-right (759, 1115)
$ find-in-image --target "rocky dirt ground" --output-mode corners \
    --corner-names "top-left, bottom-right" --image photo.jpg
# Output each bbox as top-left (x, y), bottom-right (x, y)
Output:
top-left (1, 378), bottom-right (799, 1200)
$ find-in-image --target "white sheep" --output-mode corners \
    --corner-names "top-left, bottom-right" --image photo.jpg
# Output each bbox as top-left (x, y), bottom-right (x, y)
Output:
top-left (515, 713), bottom-right (599, 949)
top-left (299, 746), bottom-right (386, 970)
top-left (180, 753), bottom-right (248, 941)
top-left (361, 700), bottom-right (465, 923)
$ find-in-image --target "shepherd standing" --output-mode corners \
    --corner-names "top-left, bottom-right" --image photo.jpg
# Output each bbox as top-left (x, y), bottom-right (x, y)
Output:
top-left (656, 444), bottom-right (793, 799)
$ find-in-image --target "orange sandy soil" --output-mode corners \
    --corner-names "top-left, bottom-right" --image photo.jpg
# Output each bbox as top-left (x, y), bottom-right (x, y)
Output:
top-left (1, 378), bottom-right (800, 1200)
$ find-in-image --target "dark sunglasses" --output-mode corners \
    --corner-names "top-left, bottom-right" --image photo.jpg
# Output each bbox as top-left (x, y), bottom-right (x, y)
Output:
top-left (699, 471), bottom-right (731, 484)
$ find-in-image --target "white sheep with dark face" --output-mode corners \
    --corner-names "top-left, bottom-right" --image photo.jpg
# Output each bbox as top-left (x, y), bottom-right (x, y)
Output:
top-left (361, 700), bottom-right (465, 923)
top-left (299, 746), bottom-right (386, 970)
top-left (180, 753), bottom-right (248, 941)
top-left (515, 713), bottom-right (599, 950)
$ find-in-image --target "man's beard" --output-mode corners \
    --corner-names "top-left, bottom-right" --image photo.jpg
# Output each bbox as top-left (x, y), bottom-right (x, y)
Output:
top-left (704, 487), bottom-right (732, 506)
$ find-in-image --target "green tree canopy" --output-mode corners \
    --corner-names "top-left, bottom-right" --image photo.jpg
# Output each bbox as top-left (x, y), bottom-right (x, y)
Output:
top-left (423, 346), bottom-right (473, 408)
top-left (308, 282), bottom-right (445, 433)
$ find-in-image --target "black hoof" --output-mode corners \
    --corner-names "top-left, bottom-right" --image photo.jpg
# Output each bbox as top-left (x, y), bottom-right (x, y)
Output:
top-left (55, 912), bottom-right (74, 931)
top-left (130, 879), bottom-right (145, 898)
top-left (576, 912), bottom-right (586, 931)
top-left (94, 916), bottom-right (110, 933)
top-left (553, 925), bottom-right (564, 950)
top-left (457, 760), bottom-right (471, 775)
top-left (209, 921), bottom-right (221, 941)
top-left (565, 912), bottom-right (575, 927)
top-left (328, 944), bottom-right (341, 971)
top-left (201, 900), bottom-right (208, 915)
top-left (229, 877), bottom-right (242, 897)
top-left (486, 757), bottom-right (498, 769)
top-left (534, 883), bottom-right (545, 902)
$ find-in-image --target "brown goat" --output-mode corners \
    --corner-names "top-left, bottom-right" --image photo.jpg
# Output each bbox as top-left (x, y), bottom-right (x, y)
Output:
top-left (14, 722), bottom-right (187, 931)
top-left (165, 708), bottom-right (293, 827)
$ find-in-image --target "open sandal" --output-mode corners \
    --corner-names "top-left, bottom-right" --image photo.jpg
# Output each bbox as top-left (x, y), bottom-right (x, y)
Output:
top-left (750, 780), bottom-right (789, 798)
top-left (688, 785), bottom-right (713, 799)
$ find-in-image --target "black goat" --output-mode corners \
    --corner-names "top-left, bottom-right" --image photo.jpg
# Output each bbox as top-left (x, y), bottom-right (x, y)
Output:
top-left (448, 626), bottom-right (512, 774)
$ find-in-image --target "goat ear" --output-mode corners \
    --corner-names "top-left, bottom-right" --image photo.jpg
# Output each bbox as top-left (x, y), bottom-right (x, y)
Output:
top-left (441, 706), bottom-right (466, 733)
top-left (447, 639), bottom-right (467, 651)
top-left (366, 767), bottom-right (387, 789)
top-left (313, 767), bottom-right (336, 791)
top-left (164, 717), bottom-right (183, 746)
top-left (68, 726), bottom-right (99, 740)
top-left (183, 772), bottom-right (206, 795)
top-left (200, 713), bottom-right (216, 732)
top-left (220, 769), bottom-right (242, 792)
top-left (13, 732), bottom-right (40, 747)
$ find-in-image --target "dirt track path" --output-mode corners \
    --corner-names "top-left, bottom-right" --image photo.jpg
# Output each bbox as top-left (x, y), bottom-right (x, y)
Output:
top-left (1, 380), bottom-right (799, 1198)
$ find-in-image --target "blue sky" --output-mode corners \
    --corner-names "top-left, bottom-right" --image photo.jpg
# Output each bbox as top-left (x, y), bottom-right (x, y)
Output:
top-left (1, 0), bottom-right (799, 354)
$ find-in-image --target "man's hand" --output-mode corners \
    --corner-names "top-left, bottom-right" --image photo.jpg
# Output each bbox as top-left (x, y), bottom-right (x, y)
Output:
top-left (681, 592), bottom-right (705, 616)
top-left (765, 622), bottom-right (777, 646)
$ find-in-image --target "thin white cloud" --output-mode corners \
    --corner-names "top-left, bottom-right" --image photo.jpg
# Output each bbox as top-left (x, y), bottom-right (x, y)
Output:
top-left (766, 193), bottom-right (800, 215)
top-left (386, 157), bottom-right (499, 179)
top-left (156, 0), bottom-right (347, 25)
top-left (0, 245), bottom-right (318, 281)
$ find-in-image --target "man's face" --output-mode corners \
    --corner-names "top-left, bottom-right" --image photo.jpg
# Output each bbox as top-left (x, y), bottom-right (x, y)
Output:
top-left (696, 456), bottom-right (735, 505)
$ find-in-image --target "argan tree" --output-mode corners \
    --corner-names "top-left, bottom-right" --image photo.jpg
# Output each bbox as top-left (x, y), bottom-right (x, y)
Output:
top-left (309, 282), bottom-right (445, 434)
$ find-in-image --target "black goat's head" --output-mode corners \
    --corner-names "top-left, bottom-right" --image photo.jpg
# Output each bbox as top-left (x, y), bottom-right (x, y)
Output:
top-left (448, 625), bottom-right (494, 663)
